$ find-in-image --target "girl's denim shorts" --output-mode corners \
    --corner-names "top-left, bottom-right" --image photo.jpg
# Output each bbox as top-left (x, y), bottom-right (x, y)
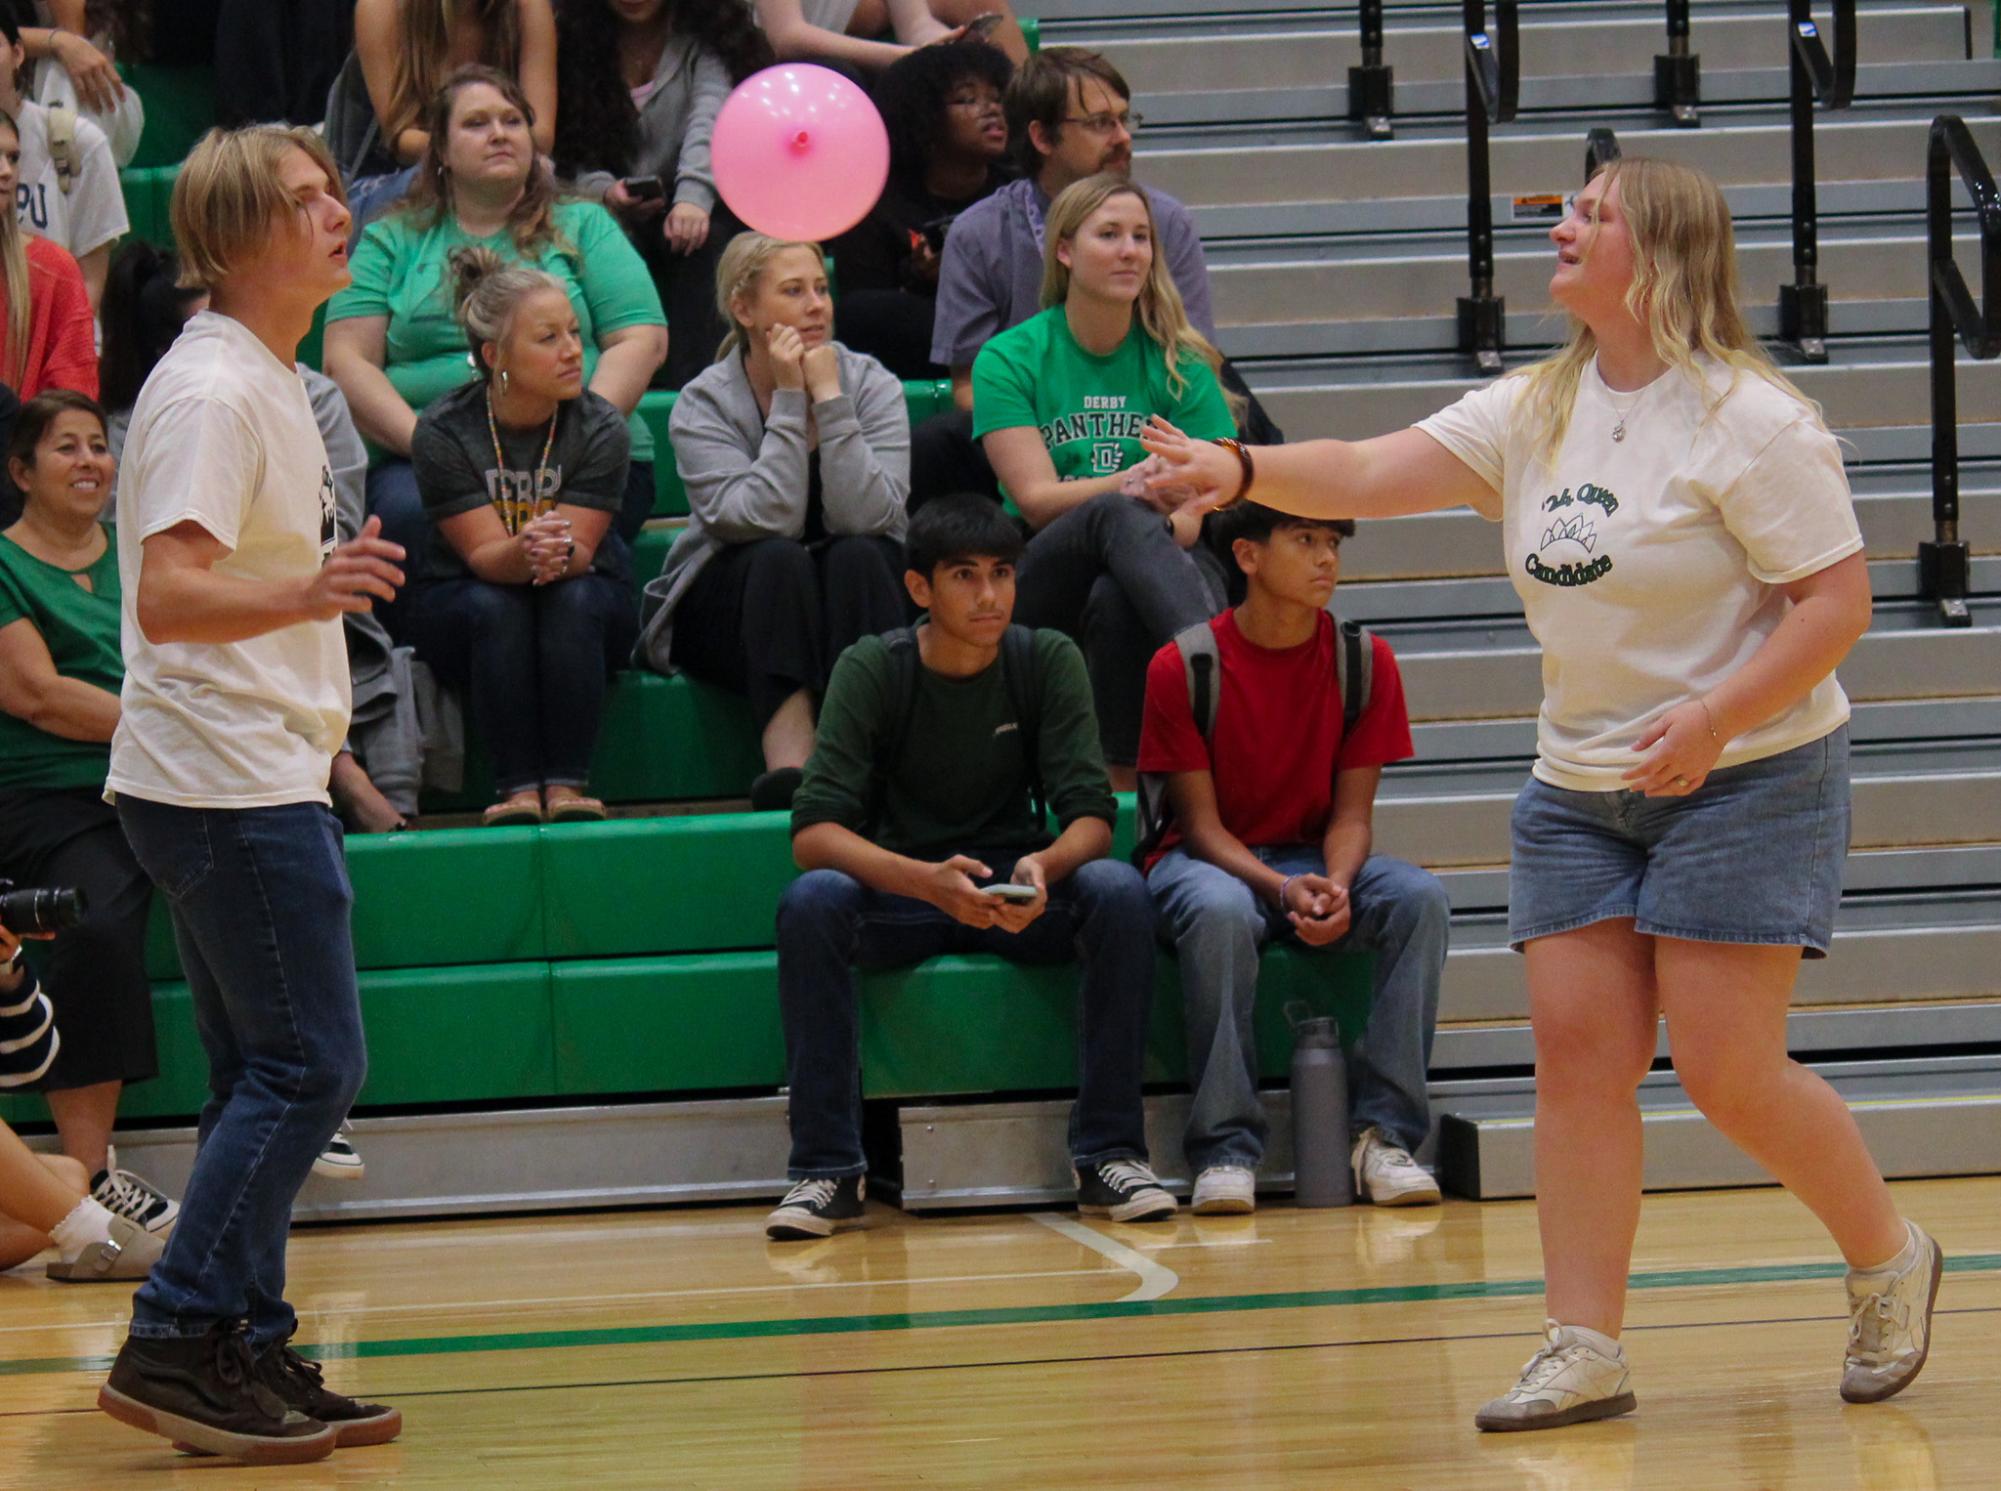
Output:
top-left (1508, 726), bottom-right (1850, 958)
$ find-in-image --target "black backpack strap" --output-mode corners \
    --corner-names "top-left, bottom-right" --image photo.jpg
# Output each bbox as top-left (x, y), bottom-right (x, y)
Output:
top-left (867, 626), bottom-right (924, 831)
top-left (999, 624), bottom-right (1044, 823)
top-left (1338, 618), bottom-right (1373, 735)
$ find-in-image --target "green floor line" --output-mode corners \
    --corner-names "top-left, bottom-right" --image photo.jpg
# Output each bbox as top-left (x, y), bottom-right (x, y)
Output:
top-left (7, 1253), bottom-right (1996, 1380)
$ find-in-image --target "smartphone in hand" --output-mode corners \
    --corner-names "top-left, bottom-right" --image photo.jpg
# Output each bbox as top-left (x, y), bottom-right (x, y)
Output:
top-left (620, 175), bottom-right (666, 202)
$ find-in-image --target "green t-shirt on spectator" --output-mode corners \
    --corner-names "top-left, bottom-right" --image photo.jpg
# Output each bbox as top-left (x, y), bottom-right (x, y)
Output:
top-left (0, 529), bottom-right (121, 792)
top-left (970, 306), bottom-right (1236, 485)
top-left (326, 200), bottom-right (666, 461)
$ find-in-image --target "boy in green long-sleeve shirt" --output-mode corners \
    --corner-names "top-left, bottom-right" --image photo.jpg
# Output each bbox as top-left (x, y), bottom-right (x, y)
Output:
top-left (769, 496), bottom-right (1175, 1240)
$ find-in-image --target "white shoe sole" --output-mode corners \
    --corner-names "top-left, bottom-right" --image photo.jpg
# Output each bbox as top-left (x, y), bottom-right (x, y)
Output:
top-left (1079, 1196), bottom-right (1177, 1223)
top-left (1841, 1231), bottom-right (1944, 1404)
top-left (1364, 1179), bottom-right (1442, 1207)
top-left (765, 1209), bottom-right (862, 1241)
top-left (1475, 1389), bottom-right (1637, 1432)
top-left (98, 1385), bottom-right (336, 1464)
top-left (1191, 1193), bottom-right (1255, 1215)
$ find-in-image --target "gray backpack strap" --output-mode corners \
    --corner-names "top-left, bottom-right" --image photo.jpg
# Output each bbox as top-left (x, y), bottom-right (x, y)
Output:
top-left (1174, 621), bottom-right (1222, 741)
top-left (1133, 623), bottom-right (1223, 867)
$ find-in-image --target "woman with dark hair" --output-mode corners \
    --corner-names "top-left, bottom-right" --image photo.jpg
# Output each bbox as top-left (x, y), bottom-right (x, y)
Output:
top-left (324, 65), bottom-right (667, 637)
top-left (98, 240), bottom-right (206, 463)
top-left (554, 0), bottom-right (770, 389)
top-left (827, 37), bottom-right (1011, 378)
top-left (0, 390), bottom-right (180, 1248)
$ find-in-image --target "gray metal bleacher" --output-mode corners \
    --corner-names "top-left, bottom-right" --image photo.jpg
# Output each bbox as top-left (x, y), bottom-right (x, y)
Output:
top-left (1020, 0), bottom-right (2001, 1200)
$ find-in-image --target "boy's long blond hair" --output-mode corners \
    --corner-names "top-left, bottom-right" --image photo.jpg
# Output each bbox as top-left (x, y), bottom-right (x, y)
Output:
top-left (1515, 155), bottom-right (1822, 464)
top-left (1040, 174), bottom-right (1240, 419)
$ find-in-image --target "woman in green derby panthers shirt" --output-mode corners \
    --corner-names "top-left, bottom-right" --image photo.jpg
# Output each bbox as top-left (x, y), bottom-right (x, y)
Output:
top-left (973, 172), bottom-right (1235, 785)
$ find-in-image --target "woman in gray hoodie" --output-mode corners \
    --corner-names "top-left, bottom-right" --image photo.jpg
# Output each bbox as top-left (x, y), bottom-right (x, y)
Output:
top-left (638, 234), bottom-right (910, 810)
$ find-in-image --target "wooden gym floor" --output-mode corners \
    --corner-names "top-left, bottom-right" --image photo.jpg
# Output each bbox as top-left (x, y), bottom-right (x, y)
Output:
top-left (0, 1175), bottom-right (1995, 1489)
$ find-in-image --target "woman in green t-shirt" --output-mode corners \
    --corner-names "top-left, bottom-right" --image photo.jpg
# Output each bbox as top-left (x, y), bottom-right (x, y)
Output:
top-left (971, 174), bottom-right (1237, 784)
top-left (324, 65), bottom-right (668, 638)
top-left (0, 392), bottom-right (177, 1239)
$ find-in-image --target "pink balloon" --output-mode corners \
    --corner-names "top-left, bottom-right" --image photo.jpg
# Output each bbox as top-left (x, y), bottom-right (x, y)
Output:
top-left (711, 65), bottom-right (890, 242)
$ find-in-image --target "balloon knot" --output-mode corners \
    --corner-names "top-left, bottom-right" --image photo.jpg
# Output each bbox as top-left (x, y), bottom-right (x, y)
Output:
top-left (790, 130), bottom-right (811, 153)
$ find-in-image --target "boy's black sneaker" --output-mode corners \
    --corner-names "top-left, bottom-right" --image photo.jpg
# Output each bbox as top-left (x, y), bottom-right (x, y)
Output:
top-left (766, 1175), bottom-right (866, 1240)
top-left (98, 1323), bottom-right (336, 1465)
top-left (1075, 1159), bottom-right (1178, 1223)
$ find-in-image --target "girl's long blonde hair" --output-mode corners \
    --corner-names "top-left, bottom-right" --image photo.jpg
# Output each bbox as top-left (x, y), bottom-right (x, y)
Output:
top-left (0, 110), bottom-right (32, 388)
top-left (1516, 155), bottom-right (1822, 463)
top-left (386, 0), bottom-right (522, 152)
top-left (712, 233), bottom-right (826, 361)
top-left (1040, 174), bottom-right (1240, 419)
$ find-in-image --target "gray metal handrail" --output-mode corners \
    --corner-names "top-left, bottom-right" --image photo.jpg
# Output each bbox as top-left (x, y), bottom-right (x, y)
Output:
top-left (1457, 0), bottom-right (1518, 374)
top-left (1778, 0), bottom-right (1859, 363)
top-left (1347, 0), bottom-right (1394, 141)
top-left (1921, 113), bottom-right (2001, 627)
top-left (1654, 0), bottom-right (1700, 126)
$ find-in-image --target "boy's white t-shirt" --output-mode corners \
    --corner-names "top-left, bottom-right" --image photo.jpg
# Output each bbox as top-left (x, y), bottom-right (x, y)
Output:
top-left (1416, 354), bottom-right (1863, 791)
top-left (108, 311), bottom-right (350, 809)
top-left (11, 97), bottom-right (128, 259)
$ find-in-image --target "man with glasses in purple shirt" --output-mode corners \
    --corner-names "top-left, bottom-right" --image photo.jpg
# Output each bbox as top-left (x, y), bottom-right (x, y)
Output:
top-left (915, 47), bottom-right (1217, 504)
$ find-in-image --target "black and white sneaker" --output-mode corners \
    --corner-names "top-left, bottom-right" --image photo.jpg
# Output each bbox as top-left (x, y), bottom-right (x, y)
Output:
top-left (765, 1176), bottom-right (866, 1241)
top-left (90, 1147), bottom-right (179, 1235)
top-left (1075, 1159), bottom-right (1177, 1223)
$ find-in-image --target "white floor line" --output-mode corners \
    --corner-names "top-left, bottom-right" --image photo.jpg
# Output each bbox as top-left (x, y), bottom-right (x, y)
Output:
top-left (0, 1265), bottom-right (1127, 1338)
top-left (1030, 1213), bottom-right (1181, 1303)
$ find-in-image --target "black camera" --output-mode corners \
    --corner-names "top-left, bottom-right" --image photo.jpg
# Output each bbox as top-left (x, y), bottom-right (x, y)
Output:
top-left (0, 880), bottom-right (87, 935)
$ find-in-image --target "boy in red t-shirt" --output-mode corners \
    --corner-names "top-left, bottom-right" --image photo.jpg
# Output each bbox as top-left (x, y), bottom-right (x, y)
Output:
top-left (1137, 502), bottom-right (1449, 1215)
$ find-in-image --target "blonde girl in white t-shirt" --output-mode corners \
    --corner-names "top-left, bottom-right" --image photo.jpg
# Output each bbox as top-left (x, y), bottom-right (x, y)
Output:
top-left (1138, 156), bottom-right (1940, 1432)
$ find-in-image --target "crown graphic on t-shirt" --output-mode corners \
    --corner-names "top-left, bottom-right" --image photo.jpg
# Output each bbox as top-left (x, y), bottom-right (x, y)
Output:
top-left (1539, 512), bottom-right (1598, 554)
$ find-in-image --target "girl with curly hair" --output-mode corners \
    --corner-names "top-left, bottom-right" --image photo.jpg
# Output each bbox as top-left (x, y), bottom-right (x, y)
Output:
top-left (828, 37), bottom-right (1012, 377)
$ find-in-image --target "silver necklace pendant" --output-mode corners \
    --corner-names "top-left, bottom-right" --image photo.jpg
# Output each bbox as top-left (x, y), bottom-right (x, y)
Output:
top-left (1611, 418), bottom-right (1627, 443)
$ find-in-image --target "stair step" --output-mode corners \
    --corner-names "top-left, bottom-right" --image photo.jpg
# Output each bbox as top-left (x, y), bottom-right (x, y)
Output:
top-left (1212, 225), bottom-right (1976, 355)
top-left (1437, 1054), bottom-right (2001, 1195)
top-left (1381, 604), bottom-right (2001, 723)
top-left (1242, 344), bottom-right (2001, 438)
top-left (1335, 460), bottom-right (2001, 582)
top-left (1439, 890), bottom-right (2001, 1024)
top-left (1136, 108), bottom-right (2001, 236)
top-left (1402, 694), bottom-right (2001, 765)
top-left (1373, 741), bottom-right (2001, 864)
top-left (1117, 10), bottom-right (1979, 123)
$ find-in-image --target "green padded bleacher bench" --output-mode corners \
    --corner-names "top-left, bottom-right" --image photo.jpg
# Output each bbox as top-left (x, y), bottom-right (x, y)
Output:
top-left (119, 63), bottom-right (217, 169)
top-left (0, 962), bottom-right (557, 1125)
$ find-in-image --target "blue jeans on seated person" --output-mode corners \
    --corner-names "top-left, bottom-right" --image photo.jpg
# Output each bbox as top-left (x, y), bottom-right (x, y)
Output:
top-left (368, 456), bottom-right (656, 641)
top-left (116, 797), bottom-right (366, 1348)
top-left (404, 571), bottom-right (638, 798)
top-left (775, 855), bottom-right (1158, 1178)
top-left (1148, 847), bottom-right (1450, 1172)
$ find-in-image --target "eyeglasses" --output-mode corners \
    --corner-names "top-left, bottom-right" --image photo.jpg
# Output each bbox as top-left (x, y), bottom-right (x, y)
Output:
top-left (1061, 110), bottom-right (1140, 136)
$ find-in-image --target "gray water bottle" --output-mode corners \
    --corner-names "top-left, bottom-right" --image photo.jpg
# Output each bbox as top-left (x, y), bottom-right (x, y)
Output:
top-left (1289, 1003), bottom-right (1353, 1207)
